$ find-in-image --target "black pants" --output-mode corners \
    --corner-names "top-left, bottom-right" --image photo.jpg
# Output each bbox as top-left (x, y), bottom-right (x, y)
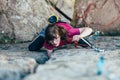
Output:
top-left (28, 35), bottom-right (44, 51)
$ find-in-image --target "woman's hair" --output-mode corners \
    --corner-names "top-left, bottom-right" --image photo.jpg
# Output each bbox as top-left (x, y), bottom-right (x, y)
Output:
top-left (45, 24), bottom-right (68, 44)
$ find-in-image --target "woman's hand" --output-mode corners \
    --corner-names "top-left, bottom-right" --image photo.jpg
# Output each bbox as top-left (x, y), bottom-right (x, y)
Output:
top-left (72, 35), bottom-right (81, 42)
top-left (46, 49), bottom-right (53, 58)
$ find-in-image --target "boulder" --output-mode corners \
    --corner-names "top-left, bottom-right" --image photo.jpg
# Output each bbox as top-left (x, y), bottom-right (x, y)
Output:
top-left (0, 56), bottom-right (37, 80)
top-left (0, 0), bottom-right (58, 43)
top-left (73, 0), bottom-right (120, 35)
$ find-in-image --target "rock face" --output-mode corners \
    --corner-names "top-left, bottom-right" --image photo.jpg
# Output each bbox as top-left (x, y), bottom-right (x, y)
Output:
top-left (0, 0), bottom-right (75, 43)
top-left (0, 37), bottom-right (120, 80)
top-left (73, 0), bottom-right (120, 35)
top-left (0, 56), bottom-right (37, 80)
top-left (0, 0), bottom-right (120, 43)
top-left (49, 0), bottom-right (75, 19)
top-left (0, 0), bottom-right (59, 43)
top-left (24, 49), bottom-right (120, 80)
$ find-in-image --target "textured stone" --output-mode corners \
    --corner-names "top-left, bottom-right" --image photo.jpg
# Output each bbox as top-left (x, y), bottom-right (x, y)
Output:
top-left (73, 0), bottom-right (120, 35)
top-left (0, 36), bottom-right (120, 80)
top-left (24, 49), bottom-right (120, 80)
top-left (0, 56), bottom-right (37, 80)
top-left (0, 0), bottom-right (59, 43)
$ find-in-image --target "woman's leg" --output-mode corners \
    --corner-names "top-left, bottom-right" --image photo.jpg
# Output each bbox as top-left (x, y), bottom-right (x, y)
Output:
top-left (28, 35), bottom-right (44, 51)
top-left (28, 26), bottom-right (47, 51)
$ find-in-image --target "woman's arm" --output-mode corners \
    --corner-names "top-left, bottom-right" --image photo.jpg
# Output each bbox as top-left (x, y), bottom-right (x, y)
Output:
top-left (46, 49), bottom-right (53, 58)
top-left (79, 27), bottom-right (93, 38)
top-left (72, 27), bottom-right (92, 41)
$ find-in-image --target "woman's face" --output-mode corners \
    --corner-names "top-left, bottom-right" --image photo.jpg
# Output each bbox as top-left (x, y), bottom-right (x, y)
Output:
top-left (49, 34), bottom-right (60, 47)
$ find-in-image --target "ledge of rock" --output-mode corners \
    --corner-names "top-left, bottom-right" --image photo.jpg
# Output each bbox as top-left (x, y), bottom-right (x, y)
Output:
top-left (0, 36), bottom-right (120, 80)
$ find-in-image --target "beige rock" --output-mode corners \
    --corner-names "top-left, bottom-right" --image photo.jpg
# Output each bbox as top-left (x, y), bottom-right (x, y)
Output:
top-left (0, 0), bottom-right (58, 43)
top-left (0, 56), bottom-right (37, 80)
top-left (73, 0), bottom-right (120, 35)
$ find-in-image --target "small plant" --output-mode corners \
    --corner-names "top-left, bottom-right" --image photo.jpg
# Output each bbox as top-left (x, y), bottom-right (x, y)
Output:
top-left (0, 33), bottom-right (15, 44)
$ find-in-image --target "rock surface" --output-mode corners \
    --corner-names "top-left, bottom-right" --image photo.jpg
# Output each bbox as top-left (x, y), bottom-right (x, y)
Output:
top-left (0, 0), bottom-right (59, 43)
top-left (1, 0), bottom-right (120, 44)
top-left (0, 0), bottom-right (74, 43)
top-left (0, 36), bottom-right (120, 80)
top-left (73, 0), bottom-right (120, 35)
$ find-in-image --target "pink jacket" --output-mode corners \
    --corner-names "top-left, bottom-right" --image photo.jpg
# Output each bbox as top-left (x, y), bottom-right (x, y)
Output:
top-left (44, 22), bottom-right (80, 50)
